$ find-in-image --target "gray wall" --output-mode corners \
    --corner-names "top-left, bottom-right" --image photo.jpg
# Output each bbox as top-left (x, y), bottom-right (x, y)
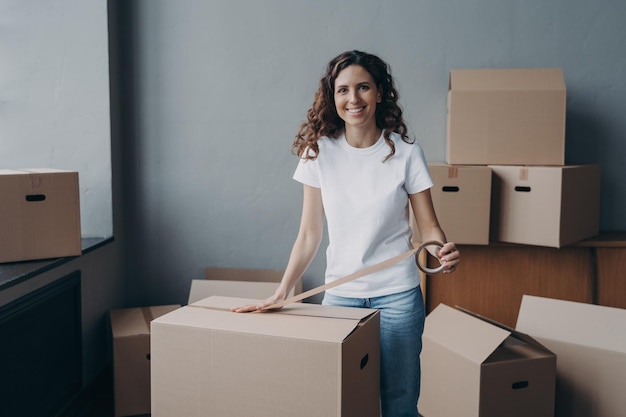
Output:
top-left (1, 0), bottom-right (113, 238)
top-left (116, 0), bottom-right (626, 306)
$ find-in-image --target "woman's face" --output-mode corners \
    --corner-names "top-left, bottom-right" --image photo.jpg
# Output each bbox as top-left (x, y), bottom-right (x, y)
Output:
top-left (333, 64), bottom-right (381, 131)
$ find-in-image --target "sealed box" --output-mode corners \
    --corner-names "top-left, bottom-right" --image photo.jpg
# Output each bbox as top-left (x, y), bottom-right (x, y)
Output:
top-left (109, 305), bottom-right (181, 417)
top-left (412, 163), bottom-right (491, 245)
top-left (151, 296), bottom-right (380, 417)
top-left (188, 279), bottom-right (293, 304)
top-left (204, 267), bottom-right (302, 295)
top-left (446, 68), bottom-right (566, 165)
top-left (0, 169), bottom-right (81, 263)
top-left (516, 295), bottom-right (626, 417)
top-left (489, 165), bottom-right (600, 247)
top-left (419, 303), bottom-right (556, 417)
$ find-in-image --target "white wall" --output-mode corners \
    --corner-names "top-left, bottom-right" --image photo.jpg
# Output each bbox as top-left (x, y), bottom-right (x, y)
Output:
top-left (121, 0), bottom-right (626, 306)
top-left (0, 0), bottom-right (112, 238)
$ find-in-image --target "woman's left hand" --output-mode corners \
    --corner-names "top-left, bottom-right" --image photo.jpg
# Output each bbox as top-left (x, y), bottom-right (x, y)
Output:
top-left (437, 242), bottom-right (460, 274)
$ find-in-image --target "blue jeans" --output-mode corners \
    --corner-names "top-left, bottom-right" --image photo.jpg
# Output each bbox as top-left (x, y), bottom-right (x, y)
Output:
top-left (323, 286), bottom-right (425, 417)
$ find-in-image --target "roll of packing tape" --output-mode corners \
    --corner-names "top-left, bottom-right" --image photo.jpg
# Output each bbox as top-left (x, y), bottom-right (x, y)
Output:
top-left (416, 240), bottom-right (445, 274)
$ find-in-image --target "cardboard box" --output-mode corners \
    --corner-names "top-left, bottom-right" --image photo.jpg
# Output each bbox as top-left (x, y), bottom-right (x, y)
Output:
top-left (204, 266), bottom-right (303, 295)
top-left (489, 164), bottom-right (600, 247)
top-left (446, 68), bottom-right (566, 165)
top-left (411, 163), bottom-right (492, 245)
top-left (188, 279), bottom-right (293, 304)
top-left (151, 296), bottom-right (380, 417)
top-left (109, 304), bottom-right (181, 417)
top-left (419, 303), bottom-right (556, 417)
top-left (516, 295), bottom-right (626, 417)
top-left (0, 169), bottom-right (81, 263)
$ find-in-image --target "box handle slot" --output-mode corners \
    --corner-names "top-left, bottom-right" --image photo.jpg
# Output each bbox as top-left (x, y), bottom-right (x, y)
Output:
top-left (26, 194), bottom-right (46, 202)
top-left (512, 381), bottom-right (529, 390)
top-left (514, 186), bottom-right (531, 192)
top-left (360, 353), bottom-right (369, 370)
top-left (146, 353), bottom-right (151, 361)
top-left (442, 186), bottom-right (459, 192)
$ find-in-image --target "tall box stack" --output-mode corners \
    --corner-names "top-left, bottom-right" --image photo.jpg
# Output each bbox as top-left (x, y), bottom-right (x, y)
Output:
top-left (0, 169), bottom-right (82, 263)
top-left (445, 68), bottom-right (600, 247)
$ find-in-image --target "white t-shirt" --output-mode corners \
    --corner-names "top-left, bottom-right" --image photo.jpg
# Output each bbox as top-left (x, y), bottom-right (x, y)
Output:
top-left (293, 131), bottom-right (433, 298)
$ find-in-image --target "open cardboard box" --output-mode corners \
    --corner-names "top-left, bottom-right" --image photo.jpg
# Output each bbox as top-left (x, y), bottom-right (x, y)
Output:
top-left (516, 295), bottom-right (626, 417)
top-left (204, 267), bottom-right (303, 295)
top-left (151, 296), bottom-right (381, 417)
top-left (188, 279), bottom-right (293, 304)
top-left (419, 303), bottom-right (556, 417)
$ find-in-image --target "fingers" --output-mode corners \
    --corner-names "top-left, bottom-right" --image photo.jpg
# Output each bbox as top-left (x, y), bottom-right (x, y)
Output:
top-left (438, 242), bottom-right (460, 274)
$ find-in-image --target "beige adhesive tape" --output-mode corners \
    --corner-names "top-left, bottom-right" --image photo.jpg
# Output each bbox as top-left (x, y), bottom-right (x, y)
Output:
top-left (264, 240), bottom-right (445, 310)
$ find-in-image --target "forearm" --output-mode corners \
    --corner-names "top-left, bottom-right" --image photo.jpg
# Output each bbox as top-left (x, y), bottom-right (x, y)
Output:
top-left (275, 232), bottom-right (322, 299)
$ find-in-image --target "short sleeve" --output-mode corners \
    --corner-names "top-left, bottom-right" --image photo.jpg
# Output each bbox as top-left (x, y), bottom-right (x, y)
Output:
top-left (293, 157), bottom-right (321, 188)
top-left (405, 142), bottom-right (433, 194)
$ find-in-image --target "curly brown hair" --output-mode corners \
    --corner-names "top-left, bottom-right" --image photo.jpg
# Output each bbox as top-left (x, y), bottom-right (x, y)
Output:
top-left (291, 50), bottom-right (413, 162)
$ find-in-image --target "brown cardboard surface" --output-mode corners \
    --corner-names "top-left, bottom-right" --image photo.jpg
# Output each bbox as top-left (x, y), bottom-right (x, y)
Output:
top-left (109, 305), bottom-right (181, 417)
top-left (516, 295), bottom-right (626, 417)
top-left (151, 296), bottom-right (380, 417)
top-left (419, 303), bottom-right (556, 417)
top-left (204, 266), bottom-right (302, 294)
top-left (489, 165), bottom-right (600, 247)
top-left (446, 68), bottom-right (566, 165)
top-left (0, 169), bottom-right (81, 263)
top-left (188, 279), bottom-right (293, 304)
top-left (412, 163), bottom-right (491, 245)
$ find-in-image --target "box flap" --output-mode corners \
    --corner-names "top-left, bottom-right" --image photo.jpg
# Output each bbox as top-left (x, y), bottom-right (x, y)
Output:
top-left (517, 295), bottom-right (626, 354)
top-left (156, 296), bottom-right (377, 343)
top-left (424, 304), bottom-right (510, 364)
top-left (450, 68), bottom-right (565, 91)
top-left (110, 305), bottom-right (180, 337)
top-left (188, 279), bottom-right (288, 304)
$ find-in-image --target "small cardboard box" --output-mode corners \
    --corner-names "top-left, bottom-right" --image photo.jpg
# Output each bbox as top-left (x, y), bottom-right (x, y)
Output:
top-left (204, 267), bottom-right (303, 295)
top-left (151, 296), bottom-right (380, 417)
top-left (419, 303), bottom-right (556, 417)
top-left (446, 68), bottom-right (566, 165)
top-left (489, 164), bottom-right (600, 247)
top-left (109, 304), bottom-right (181, 417)
top-left (0, 169), bottom-right (81, 263)
top-left (516, 295), bottom-right (626, 417)
top-left (188, 279), bottom-right (294, 304)
top-left (411, 164), bottom-right (492, 245)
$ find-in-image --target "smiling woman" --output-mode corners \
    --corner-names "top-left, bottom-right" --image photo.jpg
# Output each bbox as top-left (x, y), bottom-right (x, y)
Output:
top-left (0, 0), bottom-right (112, 239)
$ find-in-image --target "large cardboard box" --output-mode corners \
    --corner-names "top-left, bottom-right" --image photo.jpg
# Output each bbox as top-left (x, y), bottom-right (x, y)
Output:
top-left (516, 295), bottom-right (626, 417)
top-left (0, 169), bottom-right (81, 263)
top-left (188, 279), bottom-right (293, 304)
top-left (489, 164), bottom-right (600, 247)
top-left (109, 304), bottom-right (181, 417)
top-left (419, 303), bottom-right (556, 417)
top-left (204, 266), bottom-right (303, 295)
top-left (151, 296), bottom-right (380, 417)
top-left (446, 68), bottom-right (566, 165)
top-left (411, 163), bottom-right (491, 245)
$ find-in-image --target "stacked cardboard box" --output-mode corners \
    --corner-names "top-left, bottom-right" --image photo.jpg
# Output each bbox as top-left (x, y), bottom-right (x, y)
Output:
top-left (0, 169), bottom-right (81, 263)
top-left (444, 68), bottom-right (600, 247)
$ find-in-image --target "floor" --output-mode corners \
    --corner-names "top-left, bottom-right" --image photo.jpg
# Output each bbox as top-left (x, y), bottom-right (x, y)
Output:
top-left (57, 368), bottom-right (150, 417)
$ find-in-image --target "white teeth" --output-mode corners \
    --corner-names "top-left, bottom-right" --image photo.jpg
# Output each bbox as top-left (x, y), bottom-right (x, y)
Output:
top-left (348, 107), bottom-right (364, 113)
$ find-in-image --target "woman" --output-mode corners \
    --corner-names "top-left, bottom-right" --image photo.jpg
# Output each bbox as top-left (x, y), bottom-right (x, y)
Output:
top-left (234, 50), bottom-right (460, 417)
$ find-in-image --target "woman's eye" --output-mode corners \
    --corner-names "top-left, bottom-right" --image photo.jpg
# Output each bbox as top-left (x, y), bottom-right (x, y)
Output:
top-left (337, 88), bottom-right (347, 94)
top-left (359, 85), bottom-right (370, 91)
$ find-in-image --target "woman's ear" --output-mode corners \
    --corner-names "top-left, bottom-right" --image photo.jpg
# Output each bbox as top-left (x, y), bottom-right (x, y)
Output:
top-left (377, 86), bottom-right (383, 103)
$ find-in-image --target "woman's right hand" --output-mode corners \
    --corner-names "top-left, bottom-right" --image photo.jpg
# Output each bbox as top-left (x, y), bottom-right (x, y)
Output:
top-left (230, 292), bottom-right (286, 313)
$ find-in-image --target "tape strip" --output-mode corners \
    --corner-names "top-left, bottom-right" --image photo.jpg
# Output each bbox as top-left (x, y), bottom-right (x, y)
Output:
top-left (264, 240), bottom-right (444, 310)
